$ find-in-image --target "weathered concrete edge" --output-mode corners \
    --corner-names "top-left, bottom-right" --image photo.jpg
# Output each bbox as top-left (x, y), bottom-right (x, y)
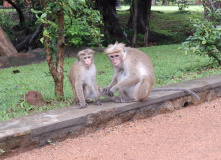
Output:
top-left (1, 74), bottom-right (221, 157)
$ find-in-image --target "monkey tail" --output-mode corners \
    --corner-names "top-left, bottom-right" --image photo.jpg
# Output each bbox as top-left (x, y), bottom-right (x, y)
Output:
top-left (151, 88), bottom-right (200, 100)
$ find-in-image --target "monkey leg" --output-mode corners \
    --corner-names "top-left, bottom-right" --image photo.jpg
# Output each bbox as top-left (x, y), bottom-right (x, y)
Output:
top-left (113, 90), bottom-right (135, 103)
top-left (134, 76), bottom-right (151, 102)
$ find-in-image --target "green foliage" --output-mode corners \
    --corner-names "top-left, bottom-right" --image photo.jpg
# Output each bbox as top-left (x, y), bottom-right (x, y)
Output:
top-left (0, 13), bottom-right (18, 40)
top-left (182, 9), bottom-right (221, 65)
top-left (0, 148), bottom-right (5, 155)
top-left (177, 0), bottom-right (189, 11)
top-left (32, 0), bottom-right (103, 47)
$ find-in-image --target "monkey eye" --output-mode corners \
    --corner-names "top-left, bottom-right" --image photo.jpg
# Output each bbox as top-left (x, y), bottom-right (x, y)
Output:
top-left (88, 56), bottom-right (91, 59)
top-left (115, 55), bottom-right (119, 58)
top-left (110, 56), bottom-right (114, 58)
top-left (83, 57), bottom-right (87, 59)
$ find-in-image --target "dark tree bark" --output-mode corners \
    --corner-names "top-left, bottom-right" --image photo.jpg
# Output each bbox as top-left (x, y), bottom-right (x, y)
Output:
top-left (143, 0), bottom-right (152, 47)
top-left (131, 0), bottom-right (138, 47)
top-left (127, 0), bottom-right (151, 34)
top-left (5, 0), bottom-right (25, 27)
top-left (203, 0), bottom-right (214, 21)
top-left (95, 0), bottom-right (128, 43)
top-left (162, 0), bottom-right (169, 5)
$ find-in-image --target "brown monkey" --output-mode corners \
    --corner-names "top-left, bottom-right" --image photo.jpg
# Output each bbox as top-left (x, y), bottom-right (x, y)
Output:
top-left (69, 49), bottom-right (102, 109)
top-left (102, 42), bottom-right (155, 103)
top-left (103, 42), bottom-right (200, 103)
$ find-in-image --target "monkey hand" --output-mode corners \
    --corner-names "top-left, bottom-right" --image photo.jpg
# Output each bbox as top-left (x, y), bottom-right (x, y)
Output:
top-left (102, 87), bottom-right (114, 97)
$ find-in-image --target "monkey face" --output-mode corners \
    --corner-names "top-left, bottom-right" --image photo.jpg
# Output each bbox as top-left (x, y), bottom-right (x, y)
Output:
top-left (82, 55), bottom-right (93, 67)
top-left (108, 53), bottom-right (122, 67)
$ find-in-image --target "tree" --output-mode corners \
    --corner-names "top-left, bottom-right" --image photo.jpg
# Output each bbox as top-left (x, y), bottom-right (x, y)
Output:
top-left (203, 0), bottom-right (214, 20)
top-left (152, 0), bottom-right (156, 6)
top-left (5, 0), bottom-right (25, 28)
top-left (131, 0), bottom-right (138, 46)
top-left (127, 0), bottom-right (152, 46)
top-left (143, 0), bottom-right (152, 47)
top-left (33, 0), bottom-right (103, 99)
top-left (93, 0), bottom-right (128, 43)
top-left (0, 26), bottom-right (18, 56)
top-left (41, 1), bottom-right (65, 98)
top-left (182, 1), bottom-right (221, 65)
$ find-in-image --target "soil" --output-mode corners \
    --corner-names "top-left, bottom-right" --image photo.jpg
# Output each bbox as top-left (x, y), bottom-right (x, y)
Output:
top-left (4, 97), bottom-right (221, 160)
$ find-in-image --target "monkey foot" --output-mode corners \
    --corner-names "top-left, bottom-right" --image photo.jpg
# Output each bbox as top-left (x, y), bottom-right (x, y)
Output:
top-left (78, 103), bottom-right (88, 109)
top-left (96, 100), bottom-right (102, 106)
top-left (115, 97), bottom-right (135, 103)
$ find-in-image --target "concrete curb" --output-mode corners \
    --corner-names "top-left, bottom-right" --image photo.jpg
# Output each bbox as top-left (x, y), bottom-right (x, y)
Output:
top-left (1, 74), bottom-right (221, 157)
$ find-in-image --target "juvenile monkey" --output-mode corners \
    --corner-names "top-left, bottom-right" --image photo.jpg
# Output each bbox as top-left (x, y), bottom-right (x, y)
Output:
top-left (69, 49), bottom-right (102, 109)
top-left (103, 42), bottom-right (200, 103)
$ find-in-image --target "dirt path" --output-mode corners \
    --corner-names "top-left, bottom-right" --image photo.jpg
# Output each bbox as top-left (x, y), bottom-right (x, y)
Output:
top-left (5, 98), bottom-right (221, 160)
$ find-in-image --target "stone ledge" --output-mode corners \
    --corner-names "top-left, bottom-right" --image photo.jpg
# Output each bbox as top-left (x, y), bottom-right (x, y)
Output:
top-left (1, 74), bottom-right (221, 157)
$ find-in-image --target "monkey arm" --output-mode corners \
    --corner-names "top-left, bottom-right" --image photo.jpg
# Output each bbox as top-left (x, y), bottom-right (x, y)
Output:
top-left (75, 82), bottom-right (87, 107)
top-left (107, 76), bottom-right (118, 89)
top-left (110, 76), bottom-right (139, 93)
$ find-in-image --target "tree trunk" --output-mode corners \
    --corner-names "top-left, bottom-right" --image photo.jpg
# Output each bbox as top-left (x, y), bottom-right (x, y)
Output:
top-left (15, 23), bottom-right (43, 52)
top-left (162, 0), bottom-right (169, 5)
top-left (95, 0), bottom-right (129, 43)
top-left (55, 9), bottom-right (65, 97)
top-left (203, 0), bottom-right (214, 21)
top-left (0, 26), bottom-right (18, 56)
top-left (143, 0), bottom-right (152, 47)
top-left (45, 9), bottom-right (65, 98)
top-left (5, 0), bottom-right (25, 28)
top-left (132, 0), bottom-right (138, 47)
top-left (127, 0), bottom-right (152, 34)
top-left (152, 0), bottom-right (156, 6)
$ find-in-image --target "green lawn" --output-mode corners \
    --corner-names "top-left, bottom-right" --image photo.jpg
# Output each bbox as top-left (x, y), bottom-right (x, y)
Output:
top-left (119, 4), bottom-right (204, 12)
top-left (1, 44), bottom-right (221, 121)
top-left (0, 3), bottom-right (219, 121)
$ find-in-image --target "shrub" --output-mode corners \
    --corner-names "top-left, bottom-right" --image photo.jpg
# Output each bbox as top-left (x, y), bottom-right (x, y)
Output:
top-left (182, 9), bottom-right (221, 65)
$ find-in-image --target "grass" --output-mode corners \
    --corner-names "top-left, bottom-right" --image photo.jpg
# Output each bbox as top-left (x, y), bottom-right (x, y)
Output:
top-left (1, 44), bottom-right (221, 121)
top-left (1, 4), bottom-right (220, 121)
top-left (117, 5), bottom-right (204, 45)
top-left (119, 4), bottom-right (204, 12)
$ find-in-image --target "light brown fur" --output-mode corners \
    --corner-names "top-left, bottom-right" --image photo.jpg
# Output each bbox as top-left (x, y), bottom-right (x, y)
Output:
top-left (103, 42), bottom-right (200, 102)
top-left (69, 49), bottom-right (102, 108)
top-left (103, 42), bottom-right (155, 102)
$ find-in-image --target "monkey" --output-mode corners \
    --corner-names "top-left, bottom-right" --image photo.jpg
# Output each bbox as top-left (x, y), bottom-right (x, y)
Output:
top-left (102, 42), bottom-right (200, 103)
top-left (69, 49), bottom-right (102, 109)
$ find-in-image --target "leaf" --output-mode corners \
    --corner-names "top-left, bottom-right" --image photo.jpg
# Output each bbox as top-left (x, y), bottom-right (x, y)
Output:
top-left (31, 9), bottom-right (43, 14)
top-left (202, 41), bottom-right (206, 45)
top-left (40, 13), bottom-right (47, 19)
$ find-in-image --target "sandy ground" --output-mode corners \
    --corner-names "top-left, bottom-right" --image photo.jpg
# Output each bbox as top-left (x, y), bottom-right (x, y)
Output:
top-left (4, 98), bottom-right (221, 160)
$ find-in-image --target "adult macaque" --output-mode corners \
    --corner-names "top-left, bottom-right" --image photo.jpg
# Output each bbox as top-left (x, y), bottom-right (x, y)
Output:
top-left (69, 49), bottom-right (102, 109)
top-left (103, 42), bottom-right (200, 103)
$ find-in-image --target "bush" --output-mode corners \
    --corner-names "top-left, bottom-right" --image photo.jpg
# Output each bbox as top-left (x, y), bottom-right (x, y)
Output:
top-left (182, 10), bottom-right (221, 65)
